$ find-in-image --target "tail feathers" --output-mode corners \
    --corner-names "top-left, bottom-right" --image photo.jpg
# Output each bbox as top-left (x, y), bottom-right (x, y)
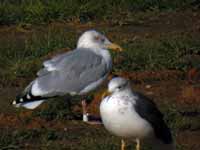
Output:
top-left (153, 125), bottom-right (176, 150)
top-left (15, 100), bottom-right (45, 109)
top-left (12, 89), bottom-right (48, 110)
top-left (156, 122), bottom-right (173, 145)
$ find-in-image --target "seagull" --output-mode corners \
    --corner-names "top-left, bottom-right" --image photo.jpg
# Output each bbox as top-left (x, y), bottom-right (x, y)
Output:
top-left (100, 77), bottom-right (175, 150)
top-left (12, 30), bottom-right (123, 110)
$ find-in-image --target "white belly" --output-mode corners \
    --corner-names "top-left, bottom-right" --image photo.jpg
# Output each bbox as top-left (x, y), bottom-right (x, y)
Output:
top-left (100, 95), bottom-right (153, 139)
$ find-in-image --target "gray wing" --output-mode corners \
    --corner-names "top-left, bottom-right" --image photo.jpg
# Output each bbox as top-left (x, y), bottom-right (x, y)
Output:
top-left (37, 52), bottom-right (74, 76)
top-left (32, 49), bottom-right (110, 97)
top-left (134, 92), bottom-right (173, 144)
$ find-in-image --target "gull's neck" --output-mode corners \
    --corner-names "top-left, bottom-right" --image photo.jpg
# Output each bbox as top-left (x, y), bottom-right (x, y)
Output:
top-left (98, 48), bottom-right (112, 70)
top-left (79, 47), bottom-right (112, 70)
top-left (113, 88), bottom-right (133, 96)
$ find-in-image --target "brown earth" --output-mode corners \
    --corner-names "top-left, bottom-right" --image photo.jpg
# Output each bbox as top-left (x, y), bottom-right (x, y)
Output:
top-left (1, 70), bottom-right (200, 149)
top-left (0, 10), bottom-right (200, 149)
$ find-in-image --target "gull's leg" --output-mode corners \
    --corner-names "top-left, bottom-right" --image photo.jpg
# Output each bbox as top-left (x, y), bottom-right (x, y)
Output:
top-left (82, 99), bottom-right (89, 122)
top-left (121, 139), bottom-right (125, 150)
top-left (82, 99), bottom-right (87, 114)
top-left (81, 99), bottom-right (102, 125)
top-left (136, 138), bottom-right (140, 150)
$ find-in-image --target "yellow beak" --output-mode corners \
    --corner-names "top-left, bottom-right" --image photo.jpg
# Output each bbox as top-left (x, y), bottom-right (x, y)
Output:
top-left (106, 43), bottom-right (123, 52)
top-left (101, 90), bottom-right (112, 99)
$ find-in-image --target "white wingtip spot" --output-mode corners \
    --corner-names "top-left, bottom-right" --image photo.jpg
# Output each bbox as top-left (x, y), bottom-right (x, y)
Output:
top-left (12, 100), bottom-right (16, 105)
top-left (20, 98), bottom-right (24, 102)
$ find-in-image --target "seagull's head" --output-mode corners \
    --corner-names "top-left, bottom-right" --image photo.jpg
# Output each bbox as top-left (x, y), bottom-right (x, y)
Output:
top-left (108, 77), bottom-right (130, 93)
top-left (77, 30), bottom-right (123, 51)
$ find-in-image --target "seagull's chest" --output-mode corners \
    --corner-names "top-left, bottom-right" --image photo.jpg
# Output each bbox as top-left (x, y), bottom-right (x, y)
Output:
top-left (98, 50), bottom-right (112, 70)
top-left (100, 94), bottom-right (153, 139)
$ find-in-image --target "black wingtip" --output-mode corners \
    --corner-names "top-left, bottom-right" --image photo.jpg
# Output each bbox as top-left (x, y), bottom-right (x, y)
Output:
top-left (14, 92), bottom-right (50, 106)
top-left (11, 94), bottom-right (21, 106)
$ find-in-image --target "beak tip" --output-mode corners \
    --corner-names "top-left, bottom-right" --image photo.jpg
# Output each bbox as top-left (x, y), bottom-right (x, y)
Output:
top-left (101, 91), bottom-right (111, 99)
top-left (119, 48), bottom-right (123, 52)
top-left (107, 43), bottom-right (123, 52)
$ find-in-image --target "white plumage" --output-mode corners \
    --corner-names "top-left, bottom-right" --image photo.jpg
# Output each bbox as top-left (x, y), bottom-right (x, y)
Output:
top-left (100, 77), bottom-right (175, 150)
top-left (100, 88), bottom-right (154, 139)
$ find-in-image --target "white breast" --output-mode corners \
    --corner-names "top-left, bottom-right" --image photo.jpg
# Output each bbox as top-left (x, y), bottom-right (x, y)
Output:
top-left (100, 49), bottom-right (112, 69)
top-left (100, 92), bottom-right (153, 139)
top-left (92, 48), bottom-right (112, 70)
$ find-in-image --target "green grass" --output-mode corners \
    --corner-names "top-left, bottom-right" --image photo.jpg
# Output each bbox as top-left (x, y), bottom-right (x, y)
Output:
top-left (32, 97), bottom-right (81, 121)
top-left (1, 103), bottom-right (196, 150)
top-left (0, 125), bottom-right (120, 150)
top-left (1, 26), bottom-right (200, 87)
top-left (0, 26), bottom-right (77, 87)
top-left (0, 26), bottom-right (199, 149)
top-left (0, 0), bottom-right (198, 24)
top-left (0, 123), bottom-right (160, 150)
top-left (0, 7), bottom-right (200, 149)
top-left (113, 34), bottom-right (200, 72)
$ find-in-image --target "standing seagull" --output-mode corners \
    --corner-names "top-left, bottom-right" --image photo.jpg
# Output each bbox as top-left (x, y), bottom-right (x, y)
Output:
top-left (100, 77), bottom-right (175, 150)
top-left (12, 30), bottom-right (123, 109)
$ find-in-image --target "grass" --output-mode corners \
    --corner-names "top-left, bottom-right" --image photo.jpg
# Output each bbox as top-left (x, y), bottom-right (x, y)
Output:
top-left (32, 96), bottom-right (82, 121)
top-left (1, 103), bottom-right (197, 150)
top-left (0, 0), bottom-right (198, 24)
top-left (1, 25), bottom-right (200, 87)
top-left (0, 123), bottom-right (161, 150)
top-left (0, 26), bottom-right (77, 87)
top-left (0, 125), bottom-right (120, 150)
top-left (114, 34), bottom-right (200, 72)
top-left (0, 3), bottom-right (200, 149)
top-left (0, 24), bottom-right (198, 149)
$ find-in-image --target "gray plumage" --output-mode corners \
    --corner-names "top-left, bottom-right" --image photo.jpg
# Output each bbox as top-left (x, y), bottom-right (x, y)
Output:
top-left (34, 49), bottom-right (109, 96)
top-left (12, 30), bottom-right (123, 109)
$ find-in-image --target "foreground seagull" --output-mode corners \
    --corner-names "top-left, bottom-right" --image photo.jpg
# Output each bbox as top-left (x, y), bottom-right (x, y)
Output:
top-left (100, 77), bottom-right (175, 150)
top-left (12, 30), bottom-right (123, 109)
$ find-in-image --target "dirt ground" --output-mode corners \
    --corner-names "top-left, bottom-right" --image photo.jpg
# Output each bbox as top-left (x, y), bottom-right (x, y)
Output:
top-left (0, 10), bottom-right (200, 150)
top-left (0, 70), bottom-right (199, 149)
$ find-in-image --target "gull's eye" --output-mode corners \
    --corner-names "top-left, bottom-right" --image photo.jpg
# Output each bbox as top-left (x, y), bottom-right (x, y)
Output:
top-left (118, 86), bottom-right (122, 89)
top-left (94, 36), bottom-right (100, 41)
top-left (101, 38), bottom-right (105, 43)
top-left (94, 35), bottom-right (105, 43)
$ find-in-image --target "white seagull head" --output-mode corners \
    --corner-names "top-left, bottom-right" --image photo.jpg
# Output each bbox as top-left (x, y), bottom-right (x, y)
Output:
top-left (77, 30), bottom-right (123, 51)
top-left (108, 77), bottom-right (130, 93)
